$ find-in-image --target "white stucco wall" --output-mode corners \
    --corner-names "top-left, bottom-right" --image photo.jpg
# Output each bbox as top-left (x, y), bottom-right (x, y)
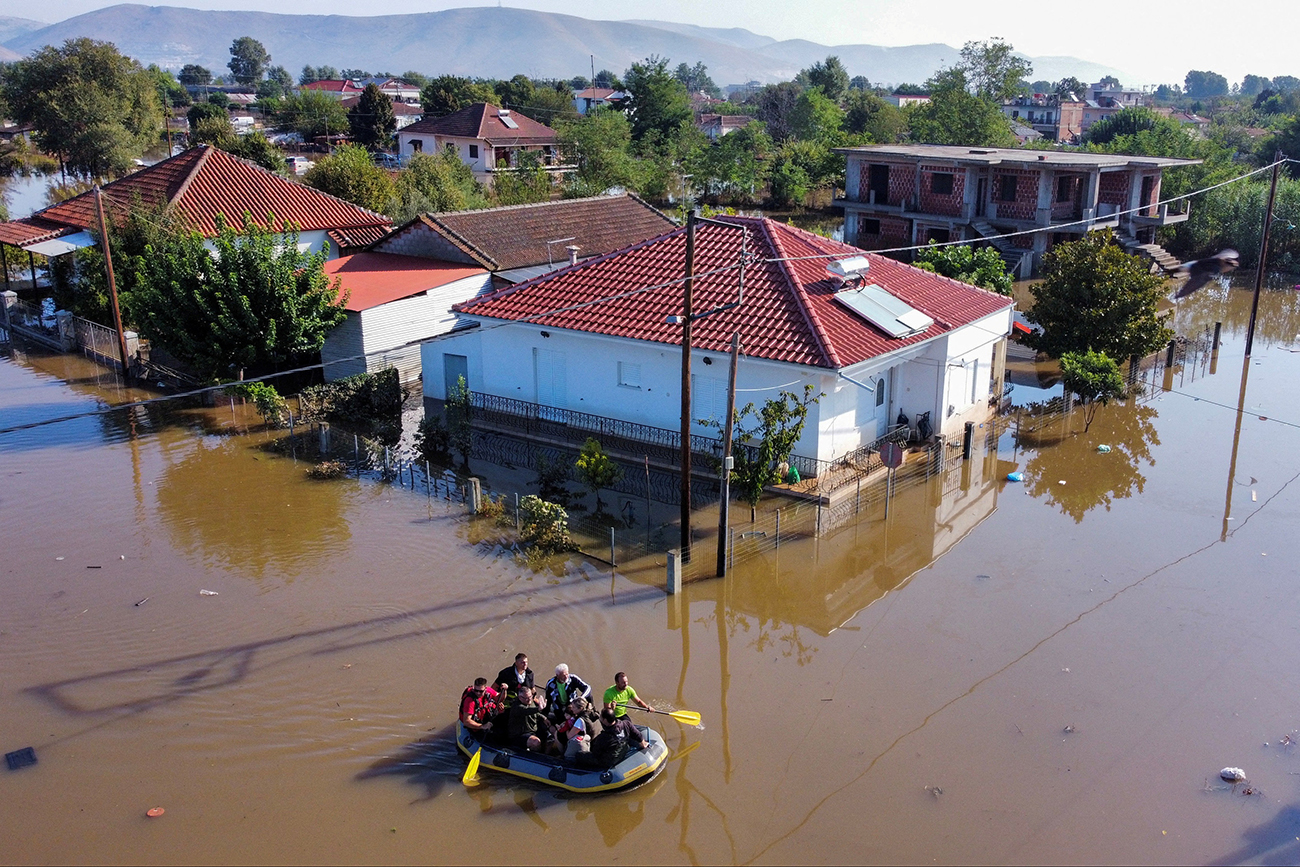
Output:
top-left (201, 229), bottom-right (334, 259)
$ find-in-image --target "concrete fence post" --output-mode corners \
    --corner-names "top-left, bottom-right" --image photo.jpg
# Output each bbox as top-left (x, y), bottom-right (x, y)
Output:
top-left (1, 290), bottom-right (16, 326)
top-left (318, 422), bottom-right (331, 454)
top-left (55, 310), bottom-right (75, 351)
top-left (468, 477), bottom-right (482, 514)
top-left (666, 549), bottom-right (683, 595)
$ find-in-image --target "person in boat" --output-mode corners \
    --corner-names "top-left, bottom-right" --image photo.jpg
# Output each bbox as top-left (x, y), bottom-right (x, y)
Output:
top-left (459, 677), bottom-right (501, 737)
top-left (554, 697), bottom-right (592, 761)
top-left (590, 708), bottom-right (646, 768)
top-left (505, 686), bottom-right (552, 752)
top-left (602, 671), bottom-right (653, 720)
top-left (496, 653), bottom-right (543, 707)
top-left (544, 664), bottom-right (592, 724)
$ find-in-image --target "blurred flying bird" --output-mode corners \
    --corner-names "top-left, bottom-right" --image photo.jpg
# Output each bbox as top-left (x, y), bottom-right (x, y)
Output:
top-left (1171, 249), bottom-right (1239, 298)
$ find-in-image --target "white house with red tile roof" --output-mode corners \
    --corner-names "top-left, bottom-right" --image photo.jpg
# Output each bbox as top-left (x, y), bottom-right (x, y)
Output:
top-left (301, 79), bottom-right (365, 100)
top-left (573, 87), bottom-right (625, 115)
top-left (420, 217), bottom-right (1013, 462)
top-left (0, 145), bottom-right (391, 261)
top-left (321, 252), bottom-right (490, 382)
top-left (396, 103), bottom-right (573, 187)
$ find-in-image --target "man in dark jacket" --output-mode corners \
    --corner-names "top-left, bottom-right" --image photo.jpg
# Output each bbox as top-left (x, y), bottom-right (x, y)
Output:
top-left (496, 652), bottom-right (541, 707)
top-left (590, 709), bottom-right (646, 768)
top-left (505, 687), bottom-right (552, 752)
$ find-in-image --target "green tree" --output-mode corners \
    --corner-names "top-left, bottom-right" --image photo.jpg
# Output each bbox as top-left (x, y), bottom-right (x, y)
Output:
top-left (419, 75), bottom-right (497, 118)
top-left (179, 64), bottom-right (212, 86)
top-left (267, 65), bottom-right (293, 91)
top-left (1025, 231), bottom-right (1173, 360)
top-left (690, 121), bottom-right (772, 203)
top-left (674, 61), bottom-right (720, 98)
top-left (623, 55), bottom-right (691, 142)
top-left (594, 69), bottom-right (622, 90)
top-left (849, 75), bottom-right (871, 92)
top-left (804, 55), bottom-right (850, 104)
top-left (299, 65), bottom-right (320, 85)
top-left (844, 89), bottom-right (907, 142)
top-left (132, 216), bottom-right (347, 381)
top-left (1059, 349), bottom-right (1127, 432)
top-left (1184, 70), bottom-right (1229, 98)
top-left (555, 107), bottom-right (643, 196)
top-left (518, 495), bottom-right (574, 557)
top-left (491, 148), bottom-right (552, 206)
top-left (574, 438), bottom-right (623, 511)
top-left (1082, 106), bottom-right (1168, 145)
top-left (710, 385), bottom-right (820, 521)
top-left (304, 143), bottom-right (395, 213)
top-left (190, 119), bottom-right (285, 174)
top-left (1054, 76), bottom-right (1086, 99)
top-left (957, 38), bottom-right (1032, 102)
top-left (3, 38), bottom-right (163, 178)
top-left (228, 36), bottom-right (270, 86)
top-left (906, 69), bottom-right (1015, 147)
top-left (187, 101), bottom-right (227, 131)
top-left (400, 70), bottom-right (430, 89)
top-left (348, 83), bottom-right (396, 148)
top-left (789, 87), bottom-right (844, 141)
top-left (274, 89), bottom-right (349, 140)
top-left (445, 374), bottom-right (472, 466)
top-left (1239, 74), bottom-right (1271, 97)
top-left (146, 65), bottom-right (190, 109)
top-left (750, 81), bottom-right (803, 142)
top-left (913, 243), bottom-right (1013, 295)
top-left (389, 147), bottom-right (488, 220)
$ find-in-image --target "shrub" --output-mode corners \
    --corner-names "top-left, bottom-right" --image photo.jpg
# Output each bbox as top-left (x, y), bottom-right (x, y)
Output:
top-left (574, 437), bottom-right (622, 511)
top-left (298, 368), bottom-right (404, 445)
top-left (414, 414), bottom-right (451, 466)
top-left (307, 460), bottom-right (348, 479)
top-left (519, 495), bottom-right (574, 555)
top-left (226, 381), bottom-right (287, 427)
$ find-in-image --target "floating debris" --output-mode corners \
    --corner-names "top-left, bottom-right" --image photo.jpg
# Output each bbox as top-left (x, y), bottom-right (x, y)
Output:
top-left (5, 747), bottom-right (36, 771)
top-left (146, 806), bottom-right (165, 818)
top-left (1220, 767), bottom-right (1246, 782)
top-left (1006, 472), bottom-right (1024, 482)
top-left (1096, 444), bottom-right (1111, 453)
top-left (199, 589), bottom-right (219, 596)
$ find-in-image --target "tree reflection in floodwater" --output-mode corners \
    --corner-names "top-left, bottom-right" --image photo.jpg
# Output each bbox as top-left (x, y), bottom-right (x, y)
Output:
top-left (156, 434), bottom-right (353, 580)
top-left (1020, 396), bottom-right (1160, 523)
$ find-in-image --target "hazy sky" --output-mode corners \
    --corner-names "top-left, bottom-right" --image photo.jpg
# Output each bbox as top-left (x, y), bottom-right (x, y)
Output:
top-left (1, 0), bottom-right (1291, 86)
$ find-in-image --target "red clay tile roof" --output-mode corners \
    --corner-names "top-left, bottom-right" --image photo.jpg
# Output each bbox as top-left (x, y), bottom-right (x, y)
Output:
top-left (387, 194), bottom-right (675, 271)
top-left (302, 80), bottom-right (364, 94)
top-left (329, 224), bottom-right (393, 252)
top-left (456, 217), bottom-right (1012, 370)
top-left (325, 252), bottom-right (486, 312)
top-left (29, 146), bottom-right (390, 238)
top-left (0, 216), bottom-right (74, 247)
top-left (400, 103), bottom-right (557, 146)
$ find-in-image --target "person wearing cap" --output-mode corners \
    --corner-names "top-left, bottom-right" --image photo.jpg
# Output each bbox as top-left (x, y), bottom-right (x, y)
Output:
top-left (544, 663), bottom-right (592, 723)
top-left (602, 671), bottom-right (652, 720)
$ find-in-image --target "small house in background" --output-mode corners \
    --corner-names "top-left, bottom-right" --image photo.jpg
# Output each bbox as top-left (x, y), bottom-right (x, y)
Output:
top-left (341, 94), bottom-right (423, 130)
top-left (573, 87), bottom-right (626, 115)
top-left (395, 103), bottom-right (573, 188)
top-left (423, 216), bottom-right (1013, 461)
top-left (357, 77), bottom-right (421, 103)
top-left (321, 252), bottom-right (489, 382)
top-left (1001, 93), bottom-right (1084, 143)
top-left (369, 193), bottom-right (675, 285)
top-left (887, 93), bottom-right (930, 108)
top-left (697, 114), bottom-right (754, 141)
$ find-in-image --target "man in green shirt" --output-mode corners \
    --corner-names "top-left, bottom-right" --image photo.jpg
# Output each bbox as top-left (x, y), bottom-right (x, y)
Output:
top-left (602, 671), bottom-right (653, 720)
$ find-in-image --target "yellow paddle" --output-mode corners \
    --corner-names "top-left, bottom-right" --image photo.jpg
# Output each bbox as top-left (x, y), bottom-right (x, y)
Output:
top-left (619, 704), bottom-right (702, 726)
top-left (462, 748), bottom-right (482, 787)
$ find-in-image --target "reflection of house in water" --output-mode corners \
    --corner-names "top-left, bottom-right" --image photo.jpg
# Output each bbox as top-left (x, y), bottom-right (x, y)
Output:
top-left (692, 444), bottom-right (1007, 637)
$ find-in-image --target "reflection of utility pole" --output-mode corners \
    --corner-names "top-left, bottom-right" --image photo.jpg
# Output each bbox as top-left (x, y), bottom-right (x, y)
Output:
top-left (1221, 357), bottom-right (1252, 541)
top-left (1245, 150), bottom-right (1283, 357)
top-left (716, 332), bottom-right (740, 578)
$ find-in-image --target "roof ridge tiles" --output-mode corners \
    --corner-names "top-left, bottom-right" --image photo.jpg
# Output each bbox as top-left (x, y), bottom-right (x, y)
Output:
top-left (167, 142), bottom-right (213, 213)
top-left (756, 219), bottom-right (841, 369)
top-left (419, 213), bottom-right (499, 269)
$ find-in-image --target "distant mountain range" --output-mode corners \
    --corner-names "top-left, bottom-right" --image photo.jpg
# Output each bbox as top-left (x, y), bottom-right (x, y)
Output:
top-left (3, 5), bottom-right (1128, 90)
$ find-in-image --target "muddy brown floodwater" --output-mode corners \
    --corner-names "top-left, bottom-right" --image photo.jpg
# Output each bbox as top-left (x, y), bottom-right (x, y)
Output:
top-left (5, 278), bottom-right (1300, 865)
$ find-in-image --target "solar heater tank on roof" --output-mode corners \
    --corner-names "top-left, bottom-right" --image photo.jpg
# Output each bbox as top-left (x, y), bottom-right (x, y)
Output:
top-left (833, 283), bottom-right (934, 338)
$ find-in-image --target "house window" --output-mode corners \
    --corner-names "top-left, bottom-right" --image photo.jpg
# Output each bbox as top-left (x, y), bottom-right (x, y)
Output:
top-left (861, 218), bottom-right (881, 236)
top-left (410, 139), bottom-right (423, 153)
top-left (469, 144), bottom-right (479, 159)
top-left (618, 361), bottom-right (641, 389)
top-left (692, 375), bottom-right (727, 425)
top-left (999, 175), bottom-right (1018, 201)
top-left (930, 173), bottom-right (954, 195)
top-left (1057, 176), bottom-right (1072, 202)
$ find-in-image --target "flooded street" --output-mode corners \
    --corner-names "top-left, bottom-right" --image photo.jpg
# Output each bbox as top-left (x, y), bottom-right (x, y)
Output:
top-left (5, 279), bottom-right (1300, 864)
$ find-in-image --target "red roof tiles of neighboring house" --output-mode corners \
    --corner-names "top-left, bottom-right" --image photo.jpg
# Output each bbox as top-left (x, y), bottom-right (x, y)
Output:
top-left (325, 252), bottom-right (486, 312)
top-left (0, 216), bottom-right (75, 247)
top-left (575, 87), bottom-right (619, 99)
top-left (400, 103), bottom-right (557, 146)
top-left (302, 79), bottom-right (364, 94)
top-left (29, 145), bottom-right (390, 238)
top-left (381, 194), bottom-right (675, 272)
top-left (456, 217), bottom-right (1011, 370)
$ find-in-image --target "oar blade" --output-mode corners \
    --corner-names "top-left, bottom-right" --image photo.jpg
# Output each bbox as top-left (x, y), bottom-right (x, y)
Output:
top-left (668, 709), bottom-right (702, 726)
top-left (462, 748), bottom-right (482, 787)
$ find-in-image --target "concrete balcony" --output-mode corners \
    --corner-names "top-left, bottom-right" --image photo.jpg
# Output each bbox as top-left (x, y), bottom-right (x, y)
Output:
top-left (1130, 202), bottom-right (1190, 227)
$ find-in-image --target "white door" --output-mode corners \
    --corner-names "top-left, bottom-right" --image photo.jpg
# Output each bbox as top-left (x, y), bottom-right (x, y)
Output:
top-left (533, 347), bottom-right (567, 420)
top-left (874, 372), bottom-right (890, 438)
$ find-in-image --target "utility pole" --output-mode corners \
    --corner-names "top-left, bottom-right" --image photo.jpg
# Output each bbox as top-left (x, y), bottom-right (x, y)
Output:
top-left (1245, 149), bottom-right (1283, 357)
top-left (93, 186), bottom-right (131, 381)
top-left (679, 210), bottom-right (697, 562)
top-left (716, 331), bottom-right (741, 578)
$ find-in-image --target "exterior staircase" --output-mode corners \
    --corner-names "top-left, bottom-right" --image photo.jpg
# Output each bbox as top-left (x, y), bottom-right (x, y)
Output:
top-left (970, 220), bottom-right (1032, 279)
top-left (1116, 230), bottom-right (1181, 274)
